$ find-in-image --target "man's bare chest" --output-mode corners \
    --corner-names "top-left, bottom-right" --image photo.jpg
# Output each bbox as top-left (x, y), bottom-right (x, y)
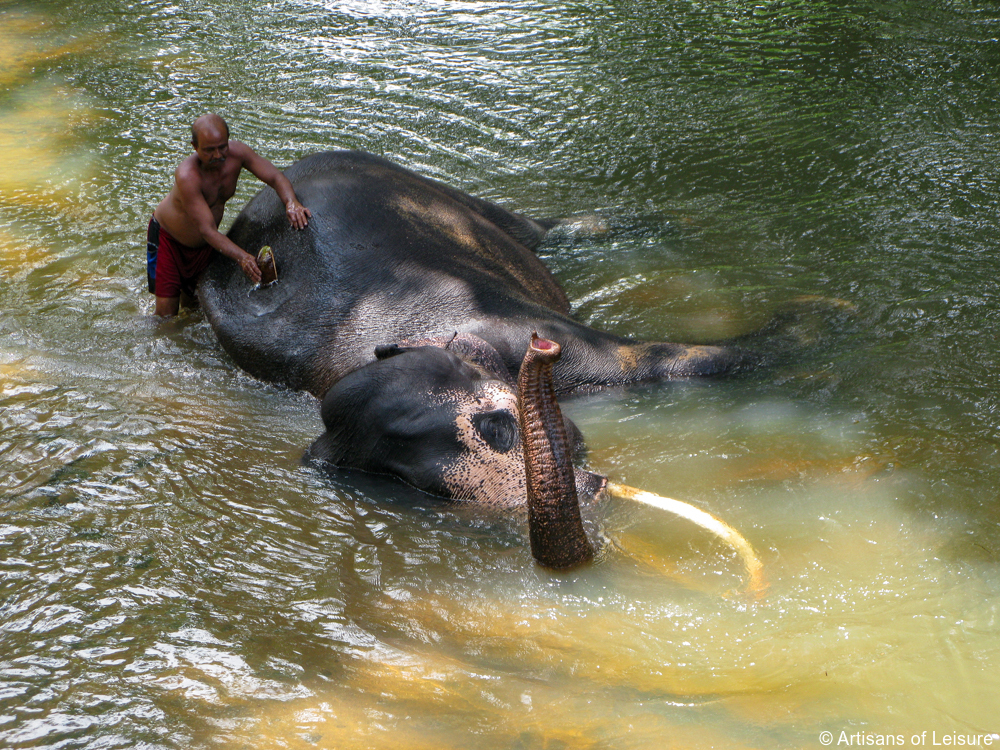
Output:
top-left (200, 167), bottom-right (241, 208)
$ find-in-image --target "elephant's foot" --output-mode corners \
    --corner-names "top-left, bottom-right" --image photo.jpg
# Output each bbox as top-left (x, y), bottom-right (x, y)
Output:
top-left (554, 213), bottom-right (610, 236)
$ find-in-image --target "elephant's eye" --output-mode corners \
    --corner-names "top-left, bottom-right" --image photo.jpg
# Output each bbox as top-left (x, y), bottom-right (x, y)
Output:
top-left (471, 410), bottom-right (518, 453)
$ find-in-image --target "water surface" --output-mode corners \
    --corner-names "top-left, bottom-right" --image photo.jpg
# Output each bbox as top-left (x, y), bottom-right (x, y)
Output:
top-left (2, 1), bottom-right (1000, 747)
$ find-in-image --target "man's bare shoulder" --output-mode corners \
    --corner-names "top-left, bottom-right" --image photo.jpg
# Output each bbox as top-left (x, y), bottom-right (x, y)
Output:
top-left (227, 140), bottom-right (257, 163)
top-left (174, 154), bottom-right (203, 185)
top-left (228, 141), bottom-right (281, 182)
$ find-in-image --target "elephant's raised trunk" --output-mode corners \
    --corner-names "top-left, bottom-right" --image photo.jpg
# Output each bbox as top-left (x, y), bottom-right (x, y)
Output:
top-left (517, 334), bottom-right (595, 570)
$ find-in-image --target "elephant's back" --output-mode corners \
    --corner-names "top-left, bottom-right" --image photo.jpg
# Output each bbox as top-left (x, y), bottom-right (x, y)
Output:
top-left (280, 151), bottom-right (568, 310)
top-left (200, 151), bottom-right (569, 396)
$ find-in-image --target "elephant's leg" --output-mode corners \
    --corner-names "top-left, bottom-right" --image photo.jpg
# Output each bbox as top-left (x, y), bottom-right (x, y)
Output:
top-left (494, 318), bottom-right (754, 393)
top-left (610, 341), bottom-right (753, 381)
top-left (517, 293), bottom-right (845, 392)
top-left (554, 340), bottom-right (753, 391)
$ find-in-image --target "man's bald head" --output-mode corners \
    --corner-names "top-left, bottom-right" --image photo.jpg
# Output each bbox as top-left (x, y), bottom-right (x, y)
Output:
top-left (191, 114), bottom-right (230, 149)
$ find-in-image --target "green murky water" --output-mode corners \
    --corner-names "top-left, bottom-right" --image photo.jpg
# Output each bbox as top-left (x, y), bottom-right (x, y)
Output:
top-left (3, 1), bottom-right (1000, 747)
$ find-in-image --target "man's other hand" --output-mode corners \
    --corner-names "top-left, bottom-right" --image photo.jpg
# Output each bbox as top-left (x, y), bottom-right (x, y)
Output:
top-left (286, 201), bottom-right (311, 230)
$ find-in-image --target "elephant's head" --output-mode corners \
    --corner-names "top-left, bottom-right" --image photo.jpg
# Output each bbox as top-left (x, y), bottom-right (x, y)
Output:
top-left (305, 333), bottom-right (604, 569)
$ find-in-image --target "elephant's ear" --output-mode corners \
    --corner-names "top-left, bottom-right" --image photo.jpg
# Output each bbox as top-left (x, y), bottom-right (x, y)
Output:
top-left (374, 332), bottom-right (513, 384)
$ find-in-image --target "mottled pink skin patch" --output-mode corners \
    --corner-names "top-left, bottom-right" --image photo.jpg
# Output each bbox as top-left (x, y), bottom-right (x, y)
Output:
top-left (440, 382), bottom-right (527, 507)
top-left (436, 377), bottom-right (605, 509)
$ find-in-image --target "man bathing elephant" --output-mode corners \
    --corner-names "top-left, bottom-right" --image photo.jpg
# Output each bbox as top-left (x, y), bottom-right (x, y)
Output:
top-left (147, 114), bottom-right (311, 317)
top-left (198, 150), bottom-right (770, 582)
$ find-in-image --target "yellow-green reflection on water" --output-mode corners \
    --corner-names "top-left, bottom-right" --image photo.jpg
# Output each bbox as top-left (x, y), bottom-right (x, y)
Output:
top-left (2, 0), bottom-right (1000, 748)
top-left (0, 11), bottom-right (100, 218)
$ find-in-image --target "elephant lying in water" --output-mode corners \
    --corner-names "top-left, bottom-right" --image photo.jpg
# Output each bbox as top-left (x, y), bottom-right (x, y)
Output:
top-left (199, 150), bottom-right (761, 575)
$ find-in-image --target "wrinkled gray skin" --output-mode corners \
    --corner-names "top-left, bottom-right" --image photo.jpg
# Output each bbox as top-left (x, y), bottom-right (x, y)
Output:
top-left (304, 333), bottom-right (606, 510)
top-left (198, 151), bottom-right (751, 564)
top-left (201, 151), bottom-right (744, 399)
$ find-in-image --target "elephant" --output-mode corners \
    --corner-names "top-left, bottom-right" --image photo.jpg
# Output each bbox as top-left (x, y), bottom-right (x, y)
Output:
top-left (198, 150), bottom-right (761, 572)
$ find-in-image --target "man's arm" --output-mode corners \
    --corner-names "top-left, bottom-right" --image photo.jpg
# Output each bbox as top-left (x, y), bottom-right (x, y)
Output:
top-left (233, 142), bottom-right (312, 229)
top-left (175, 163), bottom-right (262, 284)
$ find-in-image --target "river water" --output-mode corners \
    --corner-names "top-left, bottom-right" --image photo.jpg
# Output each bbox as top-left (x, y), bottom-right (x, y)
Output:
top-left (2, 1), bottom-right (1000, 748)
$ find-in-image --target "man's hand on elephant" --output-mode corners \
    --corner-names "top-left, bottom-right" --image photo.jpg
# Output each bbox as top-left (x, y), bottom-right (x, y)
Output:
top-left (286, 200), bottom-right (311, 230)
top-left (237, 251), bottom-right (262, 284)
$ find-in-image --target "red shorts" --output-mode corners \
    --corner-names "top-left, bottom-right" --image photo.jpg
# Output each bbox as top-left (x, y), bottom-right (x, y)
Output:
top-left (147, 216), bottom-right (214, 299)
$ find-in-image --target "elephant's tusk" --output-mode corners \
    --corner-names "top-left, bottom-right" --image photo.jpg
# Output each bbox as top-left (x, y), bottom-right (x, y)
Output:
top-left (606, 481), bottom-right (767, 598)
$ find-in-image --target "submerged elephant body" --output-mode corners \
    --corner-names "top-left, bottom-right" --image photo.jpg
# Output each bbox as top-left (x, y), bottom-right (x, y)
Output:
top-left (199, 150), bottom-right (748, 567)
top-left (201, 150), bottom-right (739, 399)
